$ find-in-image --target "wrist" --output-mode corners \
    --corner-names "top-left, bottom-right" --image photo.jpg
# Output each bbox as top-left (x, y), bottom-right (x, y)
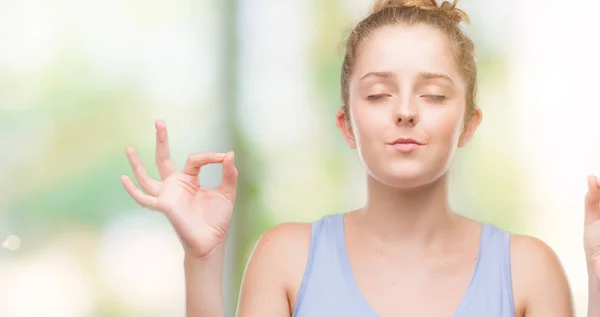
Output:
top-left (183, 247), bottom-right (225, 289)
top-left (184, 245), bottom-right (226, 266)
top-left (588, 255), bottom-right (598, 270)
top-left (587, 257), bottom-right (600, 286)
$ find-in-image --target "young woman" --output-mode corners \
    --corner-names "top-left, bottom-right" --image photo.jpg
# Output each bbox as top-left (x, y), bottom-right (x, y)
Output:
top-left (121, 0), bottom-right (600, 316)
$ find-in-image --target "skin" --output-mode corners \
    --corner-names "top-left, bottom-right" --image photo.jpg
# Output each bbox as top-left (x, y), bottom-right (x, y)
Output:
top-left (122, 23), bottom-right (600, 317)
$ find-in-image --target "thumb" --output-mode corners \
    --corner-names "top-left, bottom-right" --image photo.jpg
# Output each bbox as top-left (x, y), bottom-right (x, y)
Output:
top-left (585, 175), bottom-right (600, 224)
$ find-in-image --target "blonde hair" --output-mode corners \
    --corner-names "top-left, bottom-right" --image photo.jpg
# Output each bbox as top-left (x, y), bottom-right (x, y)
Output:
top-left (341, 0), bottom-right (477, 121)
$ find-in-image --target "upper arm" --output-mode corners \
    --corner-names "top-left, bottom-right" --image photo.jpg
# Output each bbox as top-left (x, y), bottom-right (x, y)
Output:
top-left (510, 234), bottom-right (574, 317)
top-left (235, 222), bottom-right (312, 317)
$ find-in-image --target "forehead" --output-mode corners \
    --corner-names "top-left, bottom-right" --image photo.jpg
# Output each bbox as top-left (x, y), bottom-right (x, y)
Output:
top-left (352, 24), bottom-right (459, 81)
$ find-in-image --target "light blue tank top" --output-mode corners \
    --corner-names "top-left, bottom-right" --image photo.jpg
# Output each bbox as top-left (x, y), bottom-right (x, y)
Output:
top-left (292, 213), bottom-right (515, 317)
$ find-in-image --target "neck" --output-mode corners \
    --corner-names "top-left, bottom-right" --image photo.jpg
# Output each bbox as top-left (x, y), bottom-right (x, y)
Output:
top-left (357, 173), bottom-right (458, 247)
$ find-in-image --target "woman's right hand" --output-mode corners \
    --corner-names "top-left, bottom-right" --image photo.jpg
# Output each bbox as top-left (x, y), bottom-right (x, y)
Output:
top-left (120, 120), bottom-right (238, 260)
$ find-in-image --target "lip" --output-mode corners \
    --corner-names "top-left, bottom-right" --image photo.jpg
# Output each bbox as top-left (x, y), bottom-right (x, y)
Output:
top-left (390, 137), bottom-right (424, 146)
top-left (388, 138), bottom-right (424, 153)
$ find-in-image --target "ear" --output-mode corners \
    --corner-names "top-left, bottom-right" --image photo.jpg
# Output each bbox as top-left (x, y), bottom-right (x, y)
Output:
top-left (458, 107), bottom-right (482, 148)
top-left (336, 108), bottom-right (356, 149)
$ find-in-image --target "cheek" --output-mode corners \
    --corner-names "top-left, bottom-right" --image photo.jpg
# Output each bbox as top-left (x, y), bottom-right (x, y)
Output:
top-left (423, 106), bottom-right (464, 146)
top-left (349, 105), bottom-right (387, 146)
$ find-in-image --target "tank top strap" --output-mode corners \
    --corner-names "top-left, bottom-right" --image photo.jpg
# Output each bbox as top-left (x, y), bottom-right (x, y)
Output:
top-left (478, 223), bottom-right (513, 291)
top-left (459, 222), bottom-right (515, 316)
top-left (293, 213), bottom-right (346, 316)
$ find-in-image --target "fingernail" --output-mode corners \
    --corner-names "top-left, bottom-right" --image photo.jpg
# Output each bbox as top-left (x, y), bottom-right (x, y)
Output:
top-left (596, 176), bottom-right (600, 187)
top-left (216, 153), bottom-right (226, 158)
top-left (230, 151), bottom-right (235, 163)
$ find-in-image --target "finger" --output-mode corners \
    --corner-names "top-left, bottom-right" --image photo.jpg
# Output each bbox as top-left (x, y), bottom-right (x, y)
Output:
top-left (155, 120), bottom-right (178, 180)
top-left (121, 175), bottom-right (158, 209)
top-left (219, 151), bottom-right (238, 202)
top-left (585, 175), bottom-right (600, 223)
top-left (126, 147), bottom-right (161, 196)
top-left (183, 152), bottom-right (226, 177)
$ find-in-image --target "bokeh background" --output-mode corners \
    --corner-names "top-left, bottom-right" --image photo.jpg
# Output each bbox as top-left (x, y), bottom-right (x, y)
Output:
top-left (1, 0), bottom-right (600, 316)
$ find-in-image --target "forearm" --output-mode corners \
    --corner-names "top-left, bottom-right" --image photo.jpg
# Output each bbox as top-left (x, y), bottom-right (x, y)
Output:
top-left (184, 248), bottom-right (226, 317)
top-left (589, 262), bottom-right (600, 317)
top-left (589, 279), bottom-right (600, 317)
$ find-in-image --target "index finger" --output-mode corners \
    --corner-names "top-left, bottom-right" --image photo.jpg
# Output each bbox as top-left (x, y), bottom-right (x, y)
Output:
top-left (183, 152), bottom-right (227, 177)
top-left (155, 120), bottom-right (177, 179)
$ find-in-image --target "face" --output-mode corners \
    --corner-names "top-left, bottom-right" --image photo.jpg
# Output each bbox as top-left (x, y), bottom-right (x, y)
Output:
top-left (337, 24), bottom-right (482, 189)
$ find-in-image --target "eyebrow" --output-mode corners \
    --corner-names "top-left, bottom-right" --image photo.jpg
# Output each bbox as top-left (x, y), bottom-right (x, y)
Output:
top-left (418, 72), bottom-right (454, 86)
top-left (359, 71), bottom-right (454, 86)
top-left (360, 71), bottom-right (393, 81)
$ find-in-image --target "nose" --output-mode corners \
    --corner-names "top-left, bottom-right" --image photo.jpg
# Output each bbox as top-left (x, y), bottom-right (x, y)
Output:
top-left (394, 97), bottom-right (419, 126)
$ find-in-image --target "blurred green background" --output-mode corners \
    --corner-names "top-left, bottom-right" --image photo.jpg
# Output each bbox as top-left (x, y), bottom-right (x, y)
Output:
top-left (1, 0), bottom-right (597, 316)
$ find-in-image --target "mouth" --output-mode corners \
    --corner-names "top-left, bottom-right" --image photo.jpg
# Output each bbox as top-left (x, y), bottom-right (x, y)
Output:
top-left (388, 138), bottom-right (424, 153)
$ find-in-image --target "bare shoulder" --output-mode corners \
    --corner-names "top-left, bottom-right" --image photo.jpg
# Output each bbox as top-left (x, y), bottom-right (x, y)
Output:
top-left (509, 234), bottom-right (574, 317)
top-left (259, 222), bottom-right (313, 245)
top-left (510, 235), bottom-right (567, 291)
top-left (510, 234), bottom-right (561, 265)
top-left (237, 222), bottom-right (313, 317)
top-left (249, 221), bottom-right (312, 266)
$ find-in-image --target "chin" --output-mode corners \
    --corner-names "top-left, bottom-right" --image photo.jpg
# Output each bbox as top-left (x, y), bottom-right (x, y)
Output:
top-left (370, 162), bottom-right (444, 190)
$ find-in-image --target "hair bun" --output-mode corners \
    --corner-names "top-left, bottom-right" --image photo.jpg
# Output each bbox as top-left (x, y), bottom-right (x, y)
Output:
top-left (372, 0), bottom-right (470, 24)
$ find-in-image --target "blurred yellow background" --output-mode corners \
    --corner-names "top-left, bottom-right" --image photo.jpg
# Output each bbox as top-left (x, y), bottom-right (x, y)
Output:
top-left (1, 0), bottom-right (600, 316)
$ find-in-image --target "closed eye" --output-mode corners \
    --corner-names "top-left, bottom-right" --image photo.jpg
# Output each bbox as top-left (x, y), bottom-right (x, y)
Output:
top-left (367, 94), bottom-right (389, 101)
top-left (423, 95), bottom-right (446, 101)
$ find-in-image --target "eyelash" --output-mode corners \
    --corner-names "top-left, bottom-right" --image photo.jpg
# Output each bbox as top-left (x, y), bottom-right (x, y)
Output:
top-left (366, 95), bottom-right (446, 101)
top-left (367, 94), bottom-right (388, 101)
top-left (423, 95), bottom-right (446, 101)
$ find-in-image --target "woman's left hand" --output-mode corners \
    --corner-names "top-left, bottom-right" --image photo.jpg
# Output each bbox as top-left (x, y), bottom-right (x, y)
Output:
top-left (584, 176), bottom-right (600, 282)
